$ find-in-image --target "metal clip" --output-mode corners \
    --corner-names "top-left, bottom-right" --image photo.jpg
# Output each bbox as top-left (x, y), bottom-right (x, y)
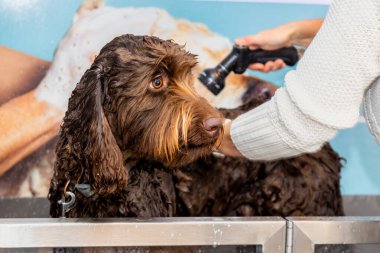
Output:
top-left (75, 183), bottom-right (95, 198)
top-left (58, 191), bottom-right (75, 218)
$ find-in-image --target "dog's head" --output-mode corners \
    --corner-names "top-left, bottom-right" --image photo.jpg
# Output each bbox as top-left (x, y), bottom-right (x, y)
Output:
top-left (60, 35), bottom-right (223, 186)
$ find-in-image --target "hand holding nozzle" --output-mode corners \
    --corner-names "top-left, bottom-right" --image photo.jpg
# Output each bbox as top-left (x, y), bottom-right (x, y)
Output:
top-left (198, 45), bottom-right (299, 95)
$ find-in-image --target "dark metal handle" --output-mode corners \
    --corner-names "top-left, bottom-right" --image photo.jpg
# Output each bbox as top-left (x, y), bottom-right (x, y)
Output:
top-left (249, 47), bottom-right (299, 66)
top-left (233, 45), bottom-right (299, 74)
top-left (197, 45), bottom-right (300, 96)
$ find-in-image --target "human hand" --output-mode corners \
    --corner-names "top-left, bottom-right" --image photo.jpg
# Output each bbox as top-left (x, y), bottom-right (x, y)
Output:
top-left (216, 119), bottom-right (244, 158)
top-left (235, 24), bottom-right (295, 72)
top-left (236, 19), bottom-right (323, 72)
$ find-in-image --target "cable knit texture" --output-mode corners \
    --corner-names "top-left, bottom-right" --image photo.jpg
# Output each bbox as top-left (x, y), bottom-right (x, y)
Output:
top-left (365, 77), bottom-right (380, 145)
top-left (231, 0), bottom-right (380, 160)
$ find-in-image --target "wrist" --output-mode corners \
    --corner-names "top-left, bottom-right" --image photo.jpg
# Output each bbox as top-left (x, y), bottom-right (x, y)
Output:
top-left (286, 19), bottom-right (323, 48)
top-left (287, 22), bottom-right (302, 46)
top-left (218, 119), bottom-right (243, 158)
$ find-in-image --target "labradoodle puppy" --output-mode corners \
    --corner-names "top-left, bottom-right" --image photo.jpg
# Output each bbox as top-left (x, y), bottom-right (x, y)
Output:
top-left (48, 34), bottom-right (344, 218)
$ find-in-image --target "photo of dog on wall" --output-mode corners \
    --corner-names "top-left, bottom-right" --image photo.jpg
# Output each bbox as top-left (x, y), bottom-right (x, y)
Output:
top-left (0, 0), bottom-right (344, 218)
top-left (0, 0), bottom-right (276, 197)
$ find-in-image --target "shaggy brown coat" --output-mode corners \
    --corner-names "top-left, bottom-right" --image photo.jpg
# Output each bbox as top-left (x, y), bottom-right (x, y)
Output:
top-left (49, 34), bottom-right (343, 218)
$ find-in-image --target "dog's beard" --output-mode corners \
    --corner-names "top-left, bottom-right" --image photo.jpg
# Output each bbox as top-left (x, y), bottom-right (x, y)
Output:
top-left (159, 122), bottom-right (223, 168)
top-left (124, 91), bottom-right (223, 167)
top-left (127, 112), bottom-right (223, 168)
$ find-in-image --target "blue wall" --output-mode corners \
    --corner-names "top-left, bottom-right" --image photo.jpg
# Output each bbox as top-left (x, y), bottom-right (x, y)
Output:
top-left (1, 0), bottom-right (379, 195)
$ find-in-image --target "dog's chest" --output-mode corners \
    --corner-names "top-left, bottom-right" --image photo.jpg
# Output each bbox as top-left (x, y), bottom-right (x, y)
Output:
top-left (124, 165), bottom-right (177, 217)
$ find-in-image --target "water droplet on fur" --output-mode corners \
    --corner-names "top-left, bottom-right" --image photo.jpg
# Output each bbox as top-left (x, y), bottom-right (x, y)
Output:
top-left (119, 206), bottom-right (126, 214)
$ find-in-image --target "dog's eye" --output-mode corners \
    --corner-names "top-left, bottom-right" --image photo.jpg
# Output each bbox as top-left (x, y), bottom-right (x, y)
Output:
top-left (149, 76), bottom-right (167, 91)
top-left (153, 77), bottom-right (163, 88)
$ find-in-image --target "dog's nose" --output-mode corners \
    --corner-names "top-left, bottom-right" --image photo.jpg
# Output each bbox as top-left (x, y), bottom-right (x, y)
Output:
top-left (203, 117), bottom-right (223, 136)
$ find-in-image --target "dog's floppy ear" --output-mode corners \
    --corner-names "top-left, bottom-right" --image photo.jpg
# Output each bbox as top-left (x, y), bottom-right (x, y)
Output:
top-left (54, 64), bottom-right (128, 197)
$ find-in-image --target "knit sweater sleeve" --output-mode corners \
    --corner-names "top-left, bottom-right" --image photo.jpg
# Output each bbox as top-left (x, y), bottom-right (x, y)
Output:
top-left (230, 0), bottom-right (380, 160)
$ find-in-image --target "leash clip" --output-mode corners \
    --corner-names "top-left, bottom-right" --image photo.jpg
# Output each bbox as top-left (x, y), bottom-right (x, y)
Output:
top-left (58, 180), bottom-right (76, 218)
top-left (58, 191), bottom-right (75, 218)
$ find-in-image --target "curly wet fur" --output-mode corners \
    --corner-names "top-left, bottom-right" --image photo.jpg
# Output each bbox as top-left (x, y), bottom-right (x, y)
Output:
top-left (177, 98), bottom-right (343, 217)
top-left (49, 34), bottom-right (343, 218)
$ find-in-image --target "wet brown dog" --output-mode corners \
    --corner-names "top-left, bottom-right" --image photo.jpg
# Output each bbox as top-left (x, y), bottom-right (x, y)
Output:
top-left (49, 34), bottom-right (343, 218)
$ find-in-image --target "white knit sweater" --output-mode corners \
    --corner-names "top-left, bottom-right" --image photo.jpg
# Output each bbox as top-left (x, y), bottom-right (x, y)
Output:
top-left (231, 0), bottom-right (380, 160)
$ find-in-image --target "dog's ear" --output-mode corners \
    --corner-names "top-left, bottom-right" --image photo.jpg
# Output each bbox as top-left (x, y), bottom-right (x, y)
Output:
top-left (54, 64), bottom-right (128, 197)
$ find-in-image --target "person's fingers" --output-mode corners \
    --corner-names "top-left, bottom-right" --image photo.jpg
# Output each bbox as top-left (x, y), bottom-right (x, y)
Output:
top-left (235, 36), bottom-right (252, 45)
top-left (249, 59), bottom-right (288, 72)
top-left (262, 61), bottom-right (275, 73)
top-left (216, 119), bottom-right (243, 158)
top-left (272, 59), bottom-right (286, 70)
top-left (248, 63), bottom-right (265, 71)
top-left (235, 35), bottom-right (261, 50)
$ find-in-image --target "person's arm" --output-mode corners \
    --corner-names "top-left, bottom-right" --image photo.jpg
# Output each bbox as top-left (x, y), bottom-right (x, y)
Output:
top-left (289, 19), bottom-right (324, 47)
top-left (236, 19), bottom-right (323, 49)
top-left (0, 46), bottom-right (50, 104)
top-left (0, 48), bottom-right (62, 176)
top-left (236, 19), bottom-right (323, 72)
top-left (218, 0), bottom-right (380, 160)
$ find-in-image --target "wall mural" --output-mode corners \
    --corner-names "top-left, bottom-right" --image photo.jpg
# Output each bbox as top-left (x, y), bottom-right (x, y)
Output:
top-left (0, 0), bottom-right (379, 197)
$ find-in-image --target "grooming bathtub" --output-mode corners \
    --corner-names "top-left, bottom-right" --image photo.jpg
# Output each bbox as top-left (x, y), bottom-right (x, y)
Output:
top-left (1, 197), bottom-right (380, 253)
